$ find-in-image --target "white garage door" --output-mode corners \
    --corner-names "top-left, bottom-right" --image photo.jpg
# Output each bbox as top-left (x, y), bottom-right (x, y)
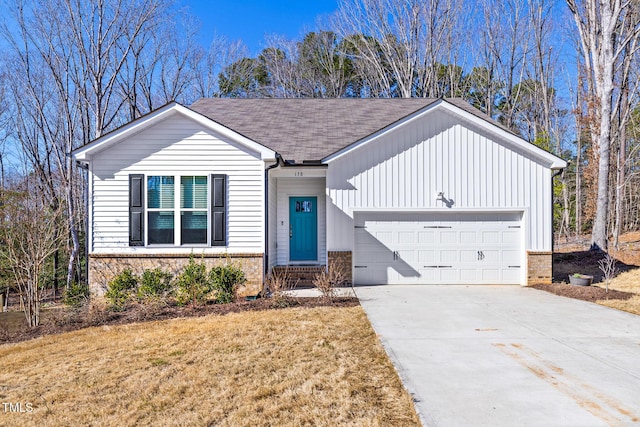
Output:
top-left (353, 212), bottom-right (523, 285)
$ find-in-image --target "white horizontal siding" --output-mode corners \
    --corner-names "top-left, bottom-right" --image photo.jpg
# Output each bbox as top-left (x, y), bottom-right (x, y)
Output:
top-left (276, 178), bottom-right (326, 265)
top-left (90, 114), bottom-right (265, 254)
top-left (327, 109), bottom-right (553, 253)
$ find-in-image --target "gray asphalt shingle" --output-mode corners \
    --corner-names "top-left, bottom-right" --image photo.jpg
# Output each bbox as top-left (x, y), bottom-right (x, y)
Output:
top-left (190, 98), bottom-right (514, 162)
top-left (190, 98), bottom-right (439, 162)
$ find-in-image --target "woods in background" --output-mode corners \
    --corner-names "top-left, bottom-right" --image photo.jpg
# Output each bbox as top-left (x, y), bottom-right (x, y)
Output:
top-left (0, 0), bottom-right (638, 322)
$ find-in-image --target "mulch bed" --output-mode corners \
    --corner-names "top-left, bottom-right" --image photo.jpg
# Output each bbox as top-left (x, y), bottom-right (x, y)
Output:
top-left (529, 283), bottom-right (635, 303)
top-left (0, 296), bottom-right (360, 345)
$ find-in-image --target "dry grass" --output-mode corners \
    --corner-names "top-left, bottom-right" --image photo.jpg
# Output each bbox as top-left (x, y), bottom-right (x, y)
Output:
top-left (0, 306), bottom-right (420, 426)
top-left (596, 268), bottom-right (640, 315)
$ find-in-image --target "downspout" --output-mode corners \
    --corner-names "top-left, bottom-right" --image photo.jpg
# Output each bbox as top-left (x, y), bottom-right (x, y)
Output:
top-left (264, 154), bottom-right (283, 286)
top-left (76, 160), bottom-right (90, 286)
top-left (551, 167), bottom-right (565, 282)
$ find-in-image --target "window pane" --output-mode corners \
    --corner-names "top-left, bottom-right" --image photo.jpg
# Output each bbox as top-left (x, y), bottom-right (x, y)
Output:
top-left (148, 211), bottom-right (174, 244)
top-left (148, 176), bottom-right (174, 209)
top-left (181, 176), bottom-right (207, 209)
top-left (181, 211), bottom-right (208, 244)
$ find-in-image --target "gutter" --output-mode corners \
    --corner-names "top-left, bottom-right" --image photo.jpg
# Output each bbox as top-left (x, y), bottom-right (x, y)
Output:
top-left (264, 154), bottom-right (284, 285)
top-left (76, 161), bottom-right (90, 285)
top-left (551, 165), bottom-right (566, 282)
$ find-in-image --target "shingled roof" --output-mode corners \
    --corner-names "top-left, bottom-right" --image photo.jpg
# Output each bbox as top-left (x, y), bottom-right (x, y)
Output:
top-left (190, 98), bottom-right (438, 162)
top-left (190, 98), bottom-right (514, 162)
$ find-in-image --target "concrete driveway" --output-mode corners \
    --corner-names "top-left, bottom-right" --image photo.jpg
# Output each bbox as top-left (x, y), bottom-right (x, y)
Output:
top-left (355, 285), bottom-right (640, 427)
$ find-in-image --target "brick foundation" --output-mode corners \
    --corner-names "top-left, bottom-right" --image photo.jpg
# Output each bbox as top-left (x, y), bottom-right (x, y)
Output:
top-left (270, 265), bottom-right (325, 287)
top-left (328, 251), bottom-right (352, 285)
top-left (88, 253), bottom-right (264, 297)
top-left (527, 251), bottom-right (552, 285)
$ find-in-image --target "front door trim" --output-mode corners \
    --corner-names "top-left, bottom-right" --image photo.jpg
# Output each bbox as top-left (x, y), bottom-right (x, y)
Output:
top-left (289, 196), bottom-right (318, 262)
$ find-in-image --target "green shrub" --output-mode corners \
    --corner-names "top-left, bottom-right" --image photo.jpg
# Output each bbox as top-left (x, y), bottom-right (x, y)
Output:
top-left (173, 257), bottom-right (209, 306)
top-left (137, 268), bottom-right (173, 301)
top-left (209, 263), bottom-right (246, 304)
top-left (63, 282), bottom-right (89, 307)
top-left (105, 269), bottom-right (138, 310)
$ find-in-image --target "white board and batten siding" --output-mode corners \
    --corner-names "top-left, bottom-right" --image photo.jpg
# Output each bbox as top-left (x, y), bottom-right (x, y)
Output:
top-left (90, 114), bottom-right (265, 254)
top-left (327, 109), bottom-right (553, 285)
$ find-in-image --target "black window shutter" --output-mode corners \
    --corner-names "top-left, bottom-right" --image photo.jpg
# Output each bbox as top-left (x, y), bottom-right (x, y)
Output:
top-left (211, 174), bottom-right (227, 246)
top-left (129, 174), bottom-right (145, 246)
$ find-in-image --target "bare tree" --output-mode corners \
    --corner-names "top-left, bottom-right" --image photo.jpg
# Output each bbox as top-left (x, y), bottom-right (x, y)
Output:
top-left (2, 0), bottom-right (183, 291)
top-left (192, 36), bottom-right (248, 99)
top-left (0, 179), bottom-right (66, 327)
top-left (260, 36), bottom-right (306, 98)
top-left (476, 0), bottom-right (533, 130)
top-left (612, 4), bottom-right (640, 247)
top-left (566, 0), bottom-right (640, 250)
top-left (335, 0), bottom-right (463, 98)
top-left (119, 11), bottom-right (207, 117)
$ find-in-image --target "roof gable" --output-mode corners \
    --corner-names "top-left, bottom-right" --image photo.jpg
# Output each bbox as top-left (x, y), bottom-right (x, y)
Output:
top-left (323, 99), bottom-right (567, 169)
top-left (72, 102), bottom-right (277, 162)
top-left (73, 98), bottom-right (566, 170)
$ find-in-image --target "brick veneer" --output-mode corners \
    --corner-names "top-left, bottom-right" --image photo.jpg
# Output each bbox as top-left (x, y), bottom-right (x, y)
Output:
top-left (328, 251), bottom-right (353, 285)
top-left (88, 253), bottom-right (264, 297)
top-left (527, 251), bottom-right (552, 285)
top-left (271, 265), bottom-right (326, 287)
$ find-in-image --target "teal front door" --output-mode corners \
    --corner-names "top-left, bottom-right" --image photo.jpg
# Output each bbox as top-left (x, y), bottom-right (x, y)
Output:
top-left (289, 197), bottom-right (318, 261)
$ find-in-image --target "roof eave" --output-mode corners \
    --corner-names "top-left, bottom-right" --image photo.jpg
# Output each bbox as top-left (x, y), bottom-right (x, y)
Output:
top-left (322, 99), bottom-right (567, 170)
top-left (322, 100), bottom-right (439, 163)
top-left (438, 100), bottom-right (567, 169)
top-left (71, 102), bottom-right (277, 162)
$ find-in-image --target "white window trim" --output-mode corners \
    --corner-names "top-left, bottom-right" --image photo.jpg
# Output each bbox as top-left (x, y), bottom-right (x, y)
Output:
top-left (145, 174), bottom-right (210, 247)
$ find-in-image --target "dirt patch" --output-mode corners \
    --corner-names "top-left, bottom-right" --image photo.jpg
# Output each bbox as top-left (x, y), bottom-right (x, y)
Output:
top-left (553, 251), bottom-right (636, 284)
top-left (532, 233), bottom-right (640, 314)
top-left (0, 296), bottom-right (359, 345)
top-left (529, 283), bottom-right (634, 303)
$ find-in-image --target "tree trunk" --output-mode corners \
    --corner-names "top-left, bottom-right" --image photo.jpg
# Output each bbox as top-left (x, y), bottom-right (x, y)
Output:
top-left (591, 109), bottom-right (611, 252)
top-left (66, 159), bottom-right (80, 290)
top-left (53, 249), bottom-right (59, 300)
top-left (613, 92), bottom-right (628, 249)
top-left (566, 0), bottom-right (639, 251)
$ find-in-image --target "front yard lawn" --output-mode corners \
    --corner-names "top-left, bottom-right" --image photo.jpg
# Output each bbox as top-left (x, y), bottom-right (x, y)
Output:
top-left (0, 306), bottom-right (420, 426)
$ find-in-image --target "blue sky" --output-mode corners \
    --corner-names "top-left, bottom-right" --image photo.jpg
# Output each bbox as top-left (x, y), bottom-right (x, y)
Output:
top-left (183, 0), bottom-right (339, 55)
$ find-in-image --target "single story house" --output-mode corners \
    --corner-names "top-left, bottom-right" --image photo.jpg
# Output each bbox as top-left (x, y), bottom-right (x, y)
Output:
top-left (72, 98), bottom-right (566, 295)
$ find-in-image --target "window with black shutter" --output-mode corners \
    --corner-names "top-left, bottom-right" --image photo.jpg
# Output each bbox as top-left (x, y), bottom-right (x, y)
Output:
top-left (211, 174), bottom-right (227, 246)
top-left (129, 174), bottom-right (145, 246)
top-left (130, 174), bottom-right (226, 247)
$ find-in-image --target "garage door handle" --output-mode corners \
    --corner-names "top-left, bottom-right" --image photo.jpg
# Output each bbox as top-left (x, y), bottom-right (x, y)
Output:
top-left (424, 226), bottom-right (452, 229)
top-left (424, 265), bottom-right (452, 268)
top-left (354, 265), bottom-right (368, 268)
top-left (508, 265), bottom-right (521, 268)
